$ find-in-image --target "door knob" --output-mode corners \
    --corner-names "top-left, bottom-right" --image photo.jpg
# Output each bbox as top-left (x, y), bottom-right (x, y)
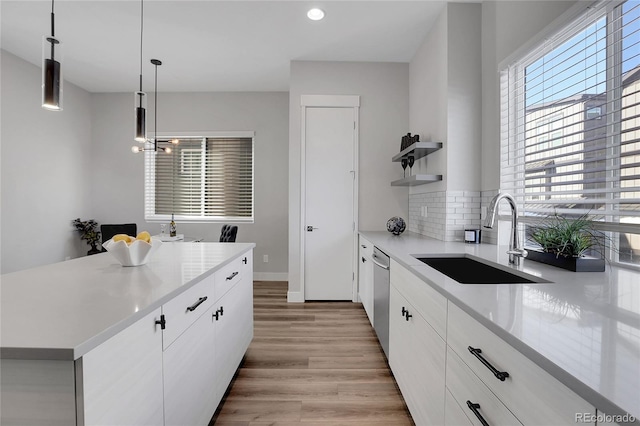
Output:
top-left (307, 226), bottom-right (319, 232)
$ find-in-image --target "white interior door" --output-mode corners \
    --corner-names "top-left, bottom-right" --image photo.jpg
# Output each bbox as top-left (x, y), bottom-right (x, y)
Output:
top-left (304, 106), bottom-right (356, 300)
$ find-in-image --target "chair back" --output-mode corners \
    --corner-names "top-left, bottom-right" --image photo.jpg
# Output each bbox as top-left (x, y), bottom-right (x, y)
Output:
top-left (101, 223), bottom-right (137, 244)
top-left (219, 225), bottom-right (238, 242)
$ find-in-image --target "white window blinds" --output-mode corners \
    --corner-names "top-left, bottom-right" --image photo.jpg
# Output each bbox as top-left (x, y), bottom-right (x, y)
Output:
top-left (145, 135), bottom-right (254, 223)
top-left (501, 0), bottom-right (640, 231)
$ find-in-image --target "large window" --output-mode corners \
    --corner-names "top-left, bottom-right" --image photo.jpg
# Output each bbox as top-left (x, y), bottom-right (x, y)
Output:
top-left (501, 0), bottom-right (640, 265)
top-left (145, 133), bottom-right (254, 223)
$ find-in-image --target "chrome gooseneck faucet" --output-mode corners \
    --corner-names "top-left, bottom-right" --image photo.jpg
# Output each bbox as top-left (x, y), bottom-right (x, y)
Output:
top-left (484, 193), bottom-right (527, 265)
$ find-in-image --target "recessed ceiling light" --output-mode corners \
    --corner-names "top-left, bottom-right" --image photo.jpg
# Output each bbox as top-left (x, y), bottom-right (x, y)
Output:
top-left (307, 8), bottom-right (325, 21)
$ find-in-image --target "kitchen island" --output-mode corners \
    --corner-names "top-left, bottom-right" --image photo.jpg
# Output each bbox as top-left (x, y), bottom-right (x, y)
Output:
top-left (361, 231), bottom-right (639, 425)
top-left (1, 242), bottom-right (254, 425)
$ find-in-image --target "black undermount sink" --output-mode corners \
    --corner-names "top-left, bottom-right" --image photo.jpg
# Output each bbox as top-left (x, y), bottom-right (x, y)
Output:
top-left (413, 255), bottom-right (548, 284)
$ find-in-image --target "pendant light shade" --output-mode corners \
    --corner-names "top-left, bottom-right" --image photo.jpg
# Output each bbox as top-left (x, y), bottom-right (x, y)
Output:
top-left (131, 59), bottom-right (177, 154)
top-left (42, 0), bottom-right (62, 111)
top-left (134, 0), bottom-right (147, 142)
top-left (134, 90), bottom-right (147, 142)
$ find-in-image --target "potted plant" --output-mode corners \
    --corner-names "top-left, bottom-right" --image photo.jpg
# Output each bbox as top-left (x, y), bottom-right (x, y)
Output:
top-left (72, 218), bottom-right (102, 256)
top-left (525, 214), bottom-right (608, 272)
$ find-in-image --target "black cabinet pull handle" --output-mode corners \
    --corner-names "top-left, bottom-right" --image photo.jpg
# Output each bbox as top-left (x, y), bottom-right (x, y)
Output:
top-left (468, 346), bottom-right (510, 381)
top-left (362, 256), bottom-right (366, 263)
top-left (212, 311), bottom-right (220, 321)
top-left (242, 257), bottom-right (247, 264)
top-left (466, 401), bottom-right (490, 426)
top-left (155, 314), bottom-right (166, 330)
top-left (361, 244), bottom-right (367, 249)
top-left (401, 307), bottom-right (412, 321)
top-left (226, 271), bottom-right (239, 281)
top-left (187, 296), bottom-right (208, 312)
top-left (218, 306), bottom-right (224, 316)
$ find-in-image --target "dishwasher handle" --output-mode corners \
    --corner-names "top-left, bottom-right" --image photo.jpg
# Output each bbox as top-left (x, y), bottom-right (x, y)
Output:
top-left (371, 253), bottom-right (390, 270)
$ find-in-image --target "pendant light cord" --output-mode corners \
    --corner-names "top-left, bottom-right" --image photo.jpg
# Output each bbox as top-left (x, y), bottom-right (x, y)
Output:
top-left (154, 62), bottom-right (158, 148)
top-left (50, 0), bottom-right (55, 37)
top-left (139, 0), bottom-right (144, 92)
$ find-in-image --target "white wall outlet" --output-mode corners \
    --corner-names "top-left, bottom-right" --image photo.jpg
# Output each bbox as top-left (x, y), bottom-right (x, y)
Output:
top-left (421, 206), bottom-right (428, 217)
top-left (481, 206), bottom-right (487, 221)
top-left (263, 254), bottom-right (268, 263)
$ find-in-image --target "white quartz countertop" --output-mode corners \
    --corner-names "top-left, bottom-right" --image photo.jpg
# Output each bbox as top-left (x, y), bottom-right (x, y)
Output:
top-left (0, 242), bottom-right (254, 361)
top-left (360, 231), bottom-right (640, 422)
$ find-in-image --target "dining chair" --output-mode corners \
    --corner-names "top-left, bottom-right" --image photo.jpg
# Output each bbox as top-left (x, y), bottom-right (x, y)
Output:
top-left (219, 225), bottom-right (238, 242)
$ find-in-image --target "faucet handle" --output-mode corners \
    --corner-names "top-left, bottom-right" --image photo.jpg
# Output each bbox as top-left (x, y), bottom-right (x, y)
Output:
top-left (507, 248), bottom-right (528, 258)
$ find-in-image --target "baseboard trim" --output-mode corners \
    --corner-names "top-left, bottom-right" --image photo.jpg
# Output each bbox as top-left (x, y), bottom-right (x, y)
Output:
top-left (287, 291), bottom-right (305, 303)
top-left (253, 272), bottom-right (288, 282)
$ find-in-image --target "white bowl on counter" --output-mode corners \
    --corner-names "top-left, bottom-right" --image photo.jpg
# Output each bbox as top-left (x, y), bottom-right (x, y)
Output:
top-left (102, 237), bottom-right (163, 267)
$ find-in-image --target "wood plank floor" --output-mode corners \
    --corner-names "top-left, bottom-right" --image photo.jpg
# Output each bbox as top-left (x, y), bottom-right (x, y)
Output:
top-left (211, 281), bottom-right (413, 425)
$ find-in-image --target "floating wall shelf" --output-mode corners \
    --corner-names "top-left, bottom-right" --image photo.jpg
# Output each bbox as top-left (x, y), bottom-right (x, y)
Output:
top-left (391, 174), bottom-right (443, 186)
top-left (392, 141), bottom-right (443, 162)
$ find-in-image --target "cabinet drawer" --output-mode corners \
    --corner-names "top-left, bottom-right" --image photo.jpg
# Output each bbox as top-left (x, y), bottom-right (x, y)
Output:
top-left (359, 236), bottom-right (374, 258)
top-left (447, 302), bottom-right (595, 425)
top-left (390, 259), bottom-right (447, 338)
top-left (215, 256), bottom-right (244, 300)
top-left (162, 274), bottom-right (215, 350)
top-left (446, 347), bottom-right (523, 426)
top-left (445, 388), bottom-right (473, 426)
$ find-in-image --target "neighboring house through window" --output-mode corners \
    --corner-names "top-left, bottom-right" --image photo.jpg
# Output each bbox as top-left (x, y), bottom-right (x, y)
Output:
top-left (501, 0), bottom-right (640, 265)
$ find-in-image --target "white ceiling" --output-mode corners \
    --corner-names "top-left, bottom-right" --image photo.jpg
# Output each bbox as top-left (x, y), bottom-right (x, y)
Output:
top-left (1, 1), bottom-right (447, 93)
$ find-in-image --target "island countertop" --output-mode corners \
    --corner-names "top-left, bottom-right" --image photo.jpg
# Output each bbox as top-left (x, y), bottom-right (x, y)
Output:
top-left (360, 231), bottom-right (640, 422)
top-left (0, 242), bottom-right (254, 361)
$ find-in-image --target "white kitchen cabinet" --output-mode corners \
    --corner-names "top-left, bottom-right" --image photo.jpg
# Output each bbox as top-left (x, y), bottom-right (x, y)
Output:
top-left (358, 236), bottom-right (374, 325)
top-left (162, 273), bottom-right (216, 350)
top-left (79, 308), bottom-right (164, 426)
top-left (389, 285), bottom-right (446, 425)
top-left (445, 388), bottom-right (473, 426)
top-left (446, 347), bottom-right (523, 426)
top-left (215, 276), bottom-right (254, 398)
top-left (0, 244), bottom-right (255, 426)
top-left (391, 258), bottom-right (446, 338)
top-left (447, 302), bottom-right (595, 425)
top-left (163, 304), bottom-right (218, 426)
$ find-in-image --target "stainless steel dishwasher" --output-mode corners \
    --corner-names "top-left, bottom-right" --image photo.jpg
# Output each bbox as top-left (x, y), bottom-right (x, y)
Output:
top-left (371, 246), bottom-right (390, 359)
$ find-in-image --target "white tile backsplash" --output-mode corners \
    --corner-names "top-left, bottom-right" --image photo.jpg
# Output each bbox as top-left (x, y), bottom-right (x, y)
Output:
top-left (409, 190), bottom-right (483, 241)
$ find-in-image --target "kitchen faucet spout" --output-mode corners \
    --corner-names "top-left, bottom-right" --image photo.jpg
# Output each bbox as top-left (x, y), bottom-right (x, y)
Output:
top-left (484, 193), bottom-right (527, 265)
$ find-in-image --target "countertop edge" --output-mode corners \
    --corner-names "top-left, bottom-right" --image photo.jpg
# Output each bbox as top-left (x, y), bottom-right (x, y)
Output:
top-left (1, 244), bottom-right (255, 362)
top-left (361, 231), bottom-right (638, 424)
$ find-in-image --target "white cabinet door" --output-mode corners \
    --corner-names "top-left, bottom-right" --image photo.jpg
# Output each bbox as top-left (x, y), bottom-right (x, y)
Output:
top-left (358, 236), bottom-right (374, 325)
top-left (80, 308), bottom-right (164, 426)
top-left (163, 305), bottom-right (217, 426)
top-left (215, 277), bottom-right (254, 398)
top-left (389, 286), bottom-right (446, 425)
top-left (445, 388), bottom-right (473, 426)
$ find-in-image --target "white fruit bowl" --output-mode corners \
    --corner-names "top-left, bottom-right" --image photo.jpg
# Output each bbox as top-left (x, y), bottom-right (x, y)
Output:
top-left (102, 237), bottom-right (163, 267)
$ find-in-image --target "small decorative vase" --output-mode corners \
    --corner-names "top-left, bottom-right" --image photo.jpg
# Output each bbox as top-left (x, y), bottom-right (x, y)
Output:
top-left (386, 217), bottom-right (406, 236)
top-left (87, 243), bottom-right (101, 256)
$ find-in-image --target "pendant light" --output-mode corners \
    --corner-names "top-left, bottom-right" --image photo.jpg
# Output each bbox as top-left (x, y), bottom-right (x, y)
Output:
top-left (134, 0), bottom-right (147, 142)
top-left (131, 59), bottom-right (179, 153)
top-left (42, 0), bottom-right (62, 110)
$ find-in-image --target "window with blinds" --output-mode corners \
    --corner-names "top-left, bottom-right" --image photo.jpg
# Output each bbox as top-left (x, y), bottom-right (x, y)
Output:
top-left (501, 0), bottom-right (640, 264)
top-left (144, 135), bottom-right (254, 223)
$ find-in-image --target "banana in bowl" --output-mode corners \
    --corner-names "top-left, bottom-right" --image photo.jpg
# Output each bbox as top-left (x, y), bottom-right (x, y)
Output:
top-left (102, 231), bottom-right (162, 266)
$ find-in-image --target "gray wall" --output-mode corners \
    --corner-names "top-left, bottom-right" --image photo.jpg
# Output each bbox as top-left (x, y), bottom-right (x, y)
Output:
top-left (288, 61), bottom-right (410, 299)
top-left (1, 50), bottom-right (93, 274)
top-left (91, 91), bottom-right (289, 279)
top-left (409, 3), bottom-right (482, 194)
